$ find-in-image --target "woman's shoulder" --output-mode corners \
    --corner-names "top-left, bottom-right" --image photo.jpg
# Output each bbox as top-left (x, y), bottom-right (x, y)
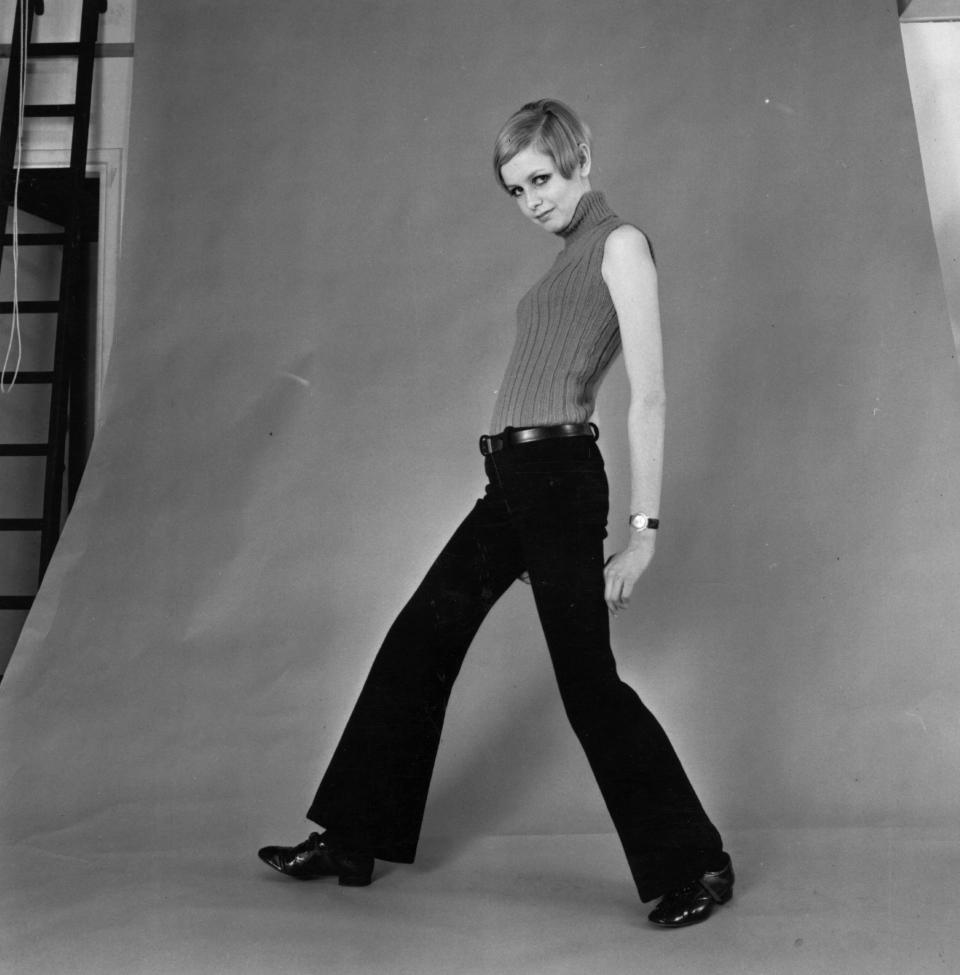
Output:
top-left (602, 222), bottom-right (656, 268)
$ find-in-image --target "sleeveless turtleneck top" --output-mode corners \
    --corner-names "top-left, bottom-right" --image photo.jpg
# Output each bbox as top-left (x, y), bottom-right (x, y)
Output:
top-left (490, 190), bottom-right (631, 433)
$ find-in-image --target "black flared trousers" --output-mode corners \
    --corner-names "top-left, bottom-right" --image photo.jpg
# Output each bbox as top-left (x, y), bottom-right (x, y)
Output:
top-left (308, 432), bottom-right (724, 901)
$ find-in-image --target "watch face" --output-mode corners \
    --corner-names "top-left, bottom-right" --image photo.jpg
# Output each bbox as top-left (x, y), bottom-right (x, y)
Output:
top-left (630, 514), bottom-right (649, 531)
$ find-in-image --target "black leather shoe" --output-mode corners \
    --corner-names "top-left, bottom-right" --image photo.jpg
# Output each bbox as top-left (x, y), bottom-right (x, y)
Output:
top-left (257, 831), bottom-right (374, 886)
top-left (647, 856), bottom-right (734, 927)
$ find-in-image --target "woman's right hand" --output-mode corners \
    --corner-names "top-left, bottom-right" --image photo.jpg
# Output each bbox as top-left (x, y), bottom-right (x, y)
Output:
top-left (603, 538), bottom-right (655, 615)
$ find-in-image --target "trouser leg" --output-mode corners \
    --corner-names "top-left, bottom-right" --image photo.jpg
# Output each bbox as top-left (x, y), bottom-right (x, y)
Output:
top-left (531, 560), bottom-right (723, 900)
top-left (510, 442), bottom-right (724, 902)
top-left (307, 491), bottom-right (523, 862)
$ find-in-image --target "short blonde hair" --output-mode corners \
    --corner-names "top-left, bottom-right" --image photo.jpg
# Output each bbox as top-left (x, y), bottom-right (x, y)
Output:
top-left (493, 99), bottom-right (591, 191)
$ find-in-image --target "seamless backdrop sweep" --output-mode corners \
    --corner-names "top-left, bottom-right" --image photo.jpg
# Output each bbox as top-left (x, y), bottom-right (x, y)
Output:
top-left (2, 0), bottom-right (959, 860)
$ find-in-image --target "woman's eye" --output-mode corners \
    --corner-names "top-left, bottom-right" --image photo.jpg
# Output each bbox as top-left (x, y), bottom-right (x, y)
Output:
top-left (533, 174), bottom-right (550, 185)
top-left (509, 187), bottom-right (522, 197)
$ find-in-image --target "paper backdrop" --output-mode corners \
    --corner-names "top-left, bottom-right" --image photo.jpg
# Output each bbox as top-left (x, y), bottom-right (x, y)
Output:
top-left (2, 0), bottom-right (959, 856)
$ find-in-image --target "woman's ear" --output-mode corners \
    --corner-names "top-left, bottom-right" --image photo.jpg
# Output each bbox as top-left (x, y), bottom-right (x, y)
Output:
top-left (578, 143), bottom-right (592, 178)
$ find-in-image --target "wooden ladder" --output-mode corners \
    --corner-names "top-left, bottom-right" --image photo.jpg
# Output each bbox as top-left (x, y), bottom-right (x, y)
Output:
top-left (0, 0), bottom-right (106, 623)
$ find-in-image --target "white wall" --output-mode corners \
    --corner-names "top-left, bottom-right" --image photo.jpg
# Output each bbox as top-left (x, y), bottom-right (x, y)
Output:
top-left (901, 21), bottom-right (960, 358)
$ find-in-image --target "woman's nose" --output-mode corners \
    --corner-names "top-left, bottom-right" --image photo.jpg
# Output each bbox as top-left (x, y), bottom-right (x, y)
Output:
top-left (527, 193), bottom-right (542, 211)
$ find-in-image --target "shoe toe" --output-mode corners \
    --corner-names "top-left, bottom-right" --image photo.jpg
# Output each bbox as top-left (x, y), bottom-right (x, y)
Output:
top-left (648, 894), bottom-right (714, 927)
top-left (257, 846), bottom-right (285, 871)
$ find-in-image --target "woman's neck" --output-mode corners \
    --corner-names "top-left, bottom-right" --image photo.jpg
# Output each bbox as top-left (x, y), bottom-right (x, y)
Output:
top-left (557, 189), bottom-right (612, 244)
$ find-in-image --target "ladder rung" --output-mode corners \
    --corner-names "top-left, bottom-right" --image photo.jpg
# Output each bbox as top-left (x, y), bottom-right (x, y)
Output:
top-left (1, 232), bottom-right (65, 245)
top-left (0, 518), bottom-right (43, 531)
top-left (0, 596), bottom-right (35, 611)
top-left (1, 371), bottom-right (53, 384)
top-left (24, 104), bottom-right (77, 118)
top-left (26, 42), bottom-right (82, 58)
top-left (0, 301), bottom-right (59, 314)
top-left (0, 444), bottom-right (48, 457)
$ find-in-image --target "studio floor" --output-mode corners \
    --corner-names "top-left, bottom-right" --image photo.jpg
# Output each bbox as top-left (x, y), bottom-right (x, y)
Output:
top-left (2, 825), bottom-right (957, 975)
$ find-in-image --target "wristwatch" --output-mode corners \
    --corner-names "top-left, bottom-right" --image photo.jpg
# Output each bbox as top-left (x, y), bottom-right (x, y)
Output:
top-left (629, 512), bottom-right (660, 532)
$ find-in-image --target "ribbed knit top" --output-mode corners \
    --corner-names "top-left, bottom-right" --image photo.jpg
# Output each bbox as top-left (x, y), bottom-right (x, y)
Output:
top-left (490, 190), bottom-right (629, 433)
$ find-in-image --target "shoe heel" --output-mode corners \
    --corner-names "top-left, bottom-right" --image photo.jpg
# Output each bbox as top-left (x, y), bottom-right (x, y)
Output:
top-left (338, 872), bottom-right (373, 887)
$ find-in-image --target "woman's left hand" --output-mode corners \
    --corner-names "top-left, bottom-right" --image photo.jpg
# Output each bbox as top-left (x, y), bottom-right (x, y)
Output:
top-left (603, 540), bottom-right (655, 615)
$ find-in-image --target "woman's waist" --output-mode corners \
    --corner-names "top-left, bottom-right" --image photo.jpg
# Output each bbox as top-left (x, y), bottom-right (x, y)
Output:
top-left (479, 423), bottom-right (606, 483)
top-left (479, 422), bottom-right (598, 457)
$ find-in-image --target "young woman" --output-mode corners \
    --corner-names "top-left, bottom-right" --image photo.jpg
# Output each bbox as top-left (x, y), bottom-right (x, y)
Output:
top-left (259, 99), bottom-right (734, 928)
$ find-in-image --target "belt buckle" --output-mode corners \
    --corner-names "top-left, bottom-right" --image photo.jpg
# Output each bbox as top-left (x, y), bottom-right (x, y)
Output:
top-left (480, 434), bottom-right (503, 456)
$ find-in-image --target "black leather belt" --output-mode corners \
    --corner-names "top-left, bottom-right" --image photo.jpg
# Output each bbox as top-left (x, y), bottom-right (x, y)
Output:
top-left (479, 422), bottom-right (598, 456)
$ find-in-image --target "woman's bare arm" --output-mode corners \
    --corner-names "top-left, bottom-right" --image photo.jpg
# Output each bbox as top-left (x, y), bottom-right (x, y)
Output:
top-left (600, 224), bottom-right (665, 615)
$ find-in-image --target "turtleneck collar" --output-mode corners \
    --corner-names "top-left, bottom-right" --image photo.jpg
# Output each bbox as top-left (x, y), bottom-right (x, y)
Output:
top-left (557, 189), bottom-right (614, 246)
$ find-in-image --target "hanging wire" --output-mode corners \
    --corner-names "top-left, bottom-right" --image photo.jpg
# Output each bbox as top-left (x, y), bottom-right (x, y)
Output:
top-left (1, 3), bottom-right (29, 393)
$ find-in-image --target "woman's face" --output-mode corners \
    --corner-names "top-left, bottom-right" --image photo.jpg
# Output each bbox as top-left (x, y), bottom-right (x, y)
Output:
top-left (499, 145), bottom-right (591, 234)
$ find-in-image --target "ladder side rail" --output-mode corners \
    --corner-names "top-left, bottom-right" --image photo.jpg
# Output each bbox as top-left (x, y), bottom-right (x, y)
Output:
top-left (0, 1), bottom-right (41, 280)
top-left (38, 0), bottom-right (103, 578)
top-left (0, 3), bottom-right (30, 171)
top-left (67, 222), bottom-right (94, 507)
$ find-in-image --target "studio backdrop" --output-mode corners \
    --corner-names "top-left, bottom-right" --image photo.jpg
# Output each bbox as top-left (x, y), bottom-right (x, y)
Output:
top-left (1, 0), bottom-right (959, 853)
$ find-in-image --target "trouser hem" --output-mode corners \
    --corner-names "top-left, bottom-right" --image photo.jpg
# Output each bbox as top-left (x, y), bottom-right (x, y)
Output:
top-left (629, 847), bottom-right (728, 902)
top-left (306, 808), bottom-right (417, 864)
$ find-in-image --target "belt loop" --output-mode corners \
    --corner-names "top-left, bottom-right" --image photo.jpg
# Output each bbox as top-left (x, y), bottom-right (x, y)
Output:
top-left (589, 422), bottom-right (599, 441)
top-left (479, 434), bottom-right (490, 456)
